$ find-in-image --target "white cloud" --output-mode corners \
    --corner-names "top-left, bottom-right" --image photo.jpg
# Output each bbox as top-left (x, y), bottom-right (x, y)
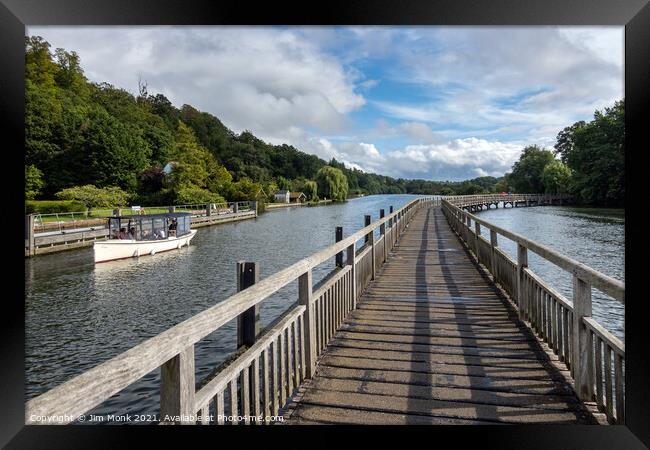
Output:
top-left (28, 26), bottom-right (366, 138)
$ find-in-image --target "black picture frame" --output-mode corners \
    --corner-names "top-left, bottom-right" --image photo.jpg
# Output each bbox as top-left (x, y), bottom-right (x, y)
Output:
top-left (2, 0), bottom-right (647, 447)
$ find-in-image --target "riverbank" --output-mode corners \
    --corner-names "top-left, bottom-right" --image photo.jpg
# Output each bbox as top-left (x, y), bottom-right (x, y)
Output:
top-left (265, 199), bottom-right (333, 210)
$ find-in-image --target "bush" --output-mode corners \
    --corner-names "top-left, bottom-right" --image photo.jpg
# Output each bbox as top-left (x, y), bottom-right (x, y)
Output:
top-left (174, 186), bottom-right (225, 204)
top-left (55, 185), bottom-right (131, 209)
top-left (25, 200), bottom-right (87, 214)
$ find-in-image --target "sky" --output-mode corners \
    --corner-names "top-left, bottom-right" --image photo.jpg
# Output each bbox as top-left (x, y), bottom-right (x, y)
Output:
top-left (27, 26), bottom-right (624, 181)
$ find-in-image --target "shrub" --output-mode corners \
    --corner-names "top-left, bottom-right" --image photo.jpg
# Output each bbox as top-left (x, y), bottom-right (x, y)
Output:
top-left (174, 186), bottom-right (225, 204)
top-left (25, 200), bottom-right (87, 214)
top-left (25, 165), bottom-right (44, 200)
top-left (55, 185), bottom-right (131, 209)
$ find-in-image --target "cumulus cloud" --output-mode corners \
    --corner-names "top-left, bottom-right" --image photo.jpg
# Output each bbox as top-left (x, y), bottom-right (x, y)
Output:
top-left (28, 26), bottom-right (366, 138)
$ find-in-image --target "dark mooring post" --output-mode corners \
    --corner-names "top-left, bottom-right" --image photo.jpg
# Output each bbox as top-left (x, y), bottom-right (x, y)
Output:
top-left (237, 261), bottom-right (260, 347)
top-left (335, 226), bottom-right (343, 267)
top-left (364, 214), bottom-right (371, 243)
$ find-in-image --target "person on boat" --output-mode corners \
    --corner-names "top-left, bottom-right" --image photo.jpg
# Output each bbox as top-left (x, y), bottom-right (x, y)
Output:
top-left (128, 227), bottom-right (136, 240)
top-left (118, 228), bottom-right (127, 239)
top-left (169, 218), bottom-right (177, 237)
top-left (154, 228), bottom-right (166, 239)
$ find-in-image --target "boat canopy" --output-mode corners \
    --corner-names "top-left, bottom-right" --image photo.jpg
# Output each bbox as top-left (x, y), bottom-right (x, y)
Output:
top-left (107, 212), bottom-right (192, 241)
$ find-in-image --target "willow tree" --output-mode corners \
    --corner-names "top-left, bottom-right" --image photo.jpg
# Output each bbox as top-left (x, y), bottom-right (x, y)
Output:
top-left (316, 166), bottom-right (348, 201)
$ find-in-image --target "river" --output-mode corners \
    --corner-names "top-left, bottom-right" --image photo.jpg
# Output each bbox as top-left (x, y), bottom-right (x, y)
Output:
top-left (24, 195), bottom-right (624, 418)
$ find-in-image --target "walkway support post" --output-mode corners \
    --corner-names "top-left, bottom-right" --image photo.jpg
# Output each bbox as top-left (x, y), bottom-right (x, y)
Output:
top-left (160, 345), bottom-right (195, 424)
top-left (347, 242), bottom-right (357, 309)
top-left (379, 209), bottom-right (386, 264)
top-left (299, 269), bottom-right (315, 378)
top-left (335, 226), bottom-right (343, 268)
top-left (206, 203), bottom-right (212, 216)
top-left (237, 261), bottom-right (260, 347)
top-left (490, 229), bottom-right (498, 280)
top-left (572, 276), bottom-right (594, 401)
top-left (517, 244), bottom-right (528, 320)
top-left (366, 214), bottom-right (376, 280)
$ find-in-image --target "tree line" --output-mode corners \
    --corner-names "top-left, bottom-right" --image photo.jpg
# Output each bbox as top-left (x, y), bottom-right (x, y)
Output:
top-left (24, 37), bottom-right (624, 210)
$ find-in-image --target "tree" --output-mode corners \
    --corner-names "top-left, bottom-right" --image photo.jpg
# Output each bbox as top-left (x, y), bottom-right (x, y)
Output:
top-left (174, 186), bottom-right (225, 204)
top-left (303, 180), bottom-right (318, 201)
top-left (316, 166), bottom-right (348, 201)
top-left (541, 160), bottom-right (572, 194)
top-left (494, 173), bottom-right (513, 193)
top-left (25, 165), bottom-right (44, 199)
top-left (509, 145), bottom-right (555, 193)
top-left (554, 100), bottom-right (624, 206)
top-left (55, 185), bottom-right (130, 209)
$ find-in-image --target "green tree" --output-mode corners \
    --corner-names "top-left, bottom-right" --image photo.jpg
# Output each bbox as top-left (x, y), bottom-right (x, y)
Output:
top-left (55, 184), bottom-right (130, 209)
top-left (541, 160), bottom-right (572, 194)
top-left (554, 100), bottom-right (624, 206)
top-left (316, 166), bottom-right (348, 201)
top-left (303, 180), bottom-right (318, 201)
top-left (509, 145), bottom-right (555, 193)
top-left (494, 173), bottom-right (513, 193)
top-left (25, 165), bottom-right (45, 199)
top-left (175, 186), bottom-right (225, 204)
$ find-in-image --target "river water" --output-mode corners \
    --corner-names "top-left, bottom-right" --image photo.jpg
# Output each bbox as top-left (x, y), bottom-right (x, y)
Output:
top-left (24, 195), bottom-right (624, 419)
top-left (474, 205), bottom-right (625, 342)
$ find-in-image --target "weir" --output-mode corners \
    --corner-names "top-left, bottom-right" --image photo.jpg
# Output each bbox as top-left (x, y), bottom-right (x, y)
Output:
top-left (24, 194), bottom-right (624, 425)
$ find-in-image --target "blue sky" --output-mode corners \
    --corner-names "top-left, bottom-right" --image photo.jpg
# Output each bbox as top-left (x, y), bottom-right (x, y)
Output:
top-left (28, 26), bottom-right (623, 181)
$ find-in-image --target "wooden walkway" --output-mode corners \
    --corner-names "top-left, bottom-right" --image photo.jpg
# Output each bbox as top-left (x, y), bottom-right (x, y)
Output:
top-left (284, 206), bottom-right (598, 425)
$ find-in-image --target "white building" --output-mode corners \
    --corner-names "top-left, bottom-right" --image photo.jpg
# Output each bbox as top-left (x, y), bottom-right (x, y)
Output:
top-left (274, 190), bottom-right (290, 203)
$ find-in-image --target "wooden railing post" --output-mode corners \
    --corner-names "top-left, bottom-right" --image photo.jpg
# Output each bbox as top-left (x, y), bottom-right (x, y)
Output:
top-left (160, 346), bottom-right (195, 424)
top-left (347, 242), bottom-right (357, 308)
top-left (573, 276), bottom-right (594, 401)
top-left (251, 200), bottom-right (258, 217)
top-left (237, 262), bottom-right (260, 347)
top-left (369, 224), bottom-right (376, 281)
top-left (517, 244), bottom-right (528, 320)
top-left (233, 202), bottom-right (239, 214)
top-left (490, 229), bottom-right (498, 279)
top-left (474, 221), bottom-right (481, 257)
top-left (335, 226), bottom-right (343, 268)
top-left (379, 209), bottom-right (386, 264)
top-left (206, 203), bottom-right (212, 216)
top-left (299, 269), bottom-right (315, 378)
top-left (389, 206), bottom-right (394, 247)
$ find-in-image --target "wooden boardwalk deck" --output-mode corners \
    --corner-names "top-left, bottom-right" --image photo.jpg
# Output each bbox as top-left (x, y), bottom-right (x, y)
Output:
top-left (284, 205), bottom-right (598, 425)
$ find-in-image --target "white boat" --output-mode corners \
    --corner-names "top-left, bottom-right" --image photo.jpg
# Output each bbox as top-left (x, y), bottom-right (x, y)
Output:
top-left (94, 212), bottom-right (197, 263)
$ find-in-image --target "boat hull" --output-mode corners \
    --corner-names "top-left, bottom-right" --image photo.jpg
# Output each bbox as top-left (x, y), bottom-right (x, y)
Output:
top-left (93, 230), bottom-right (197, 263)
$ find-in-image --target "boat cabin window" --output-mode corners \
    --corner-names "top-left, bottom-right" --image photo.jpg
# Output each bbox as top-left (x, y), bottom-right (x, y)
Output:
top-left (108, 213), bottom-right (191, 241)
